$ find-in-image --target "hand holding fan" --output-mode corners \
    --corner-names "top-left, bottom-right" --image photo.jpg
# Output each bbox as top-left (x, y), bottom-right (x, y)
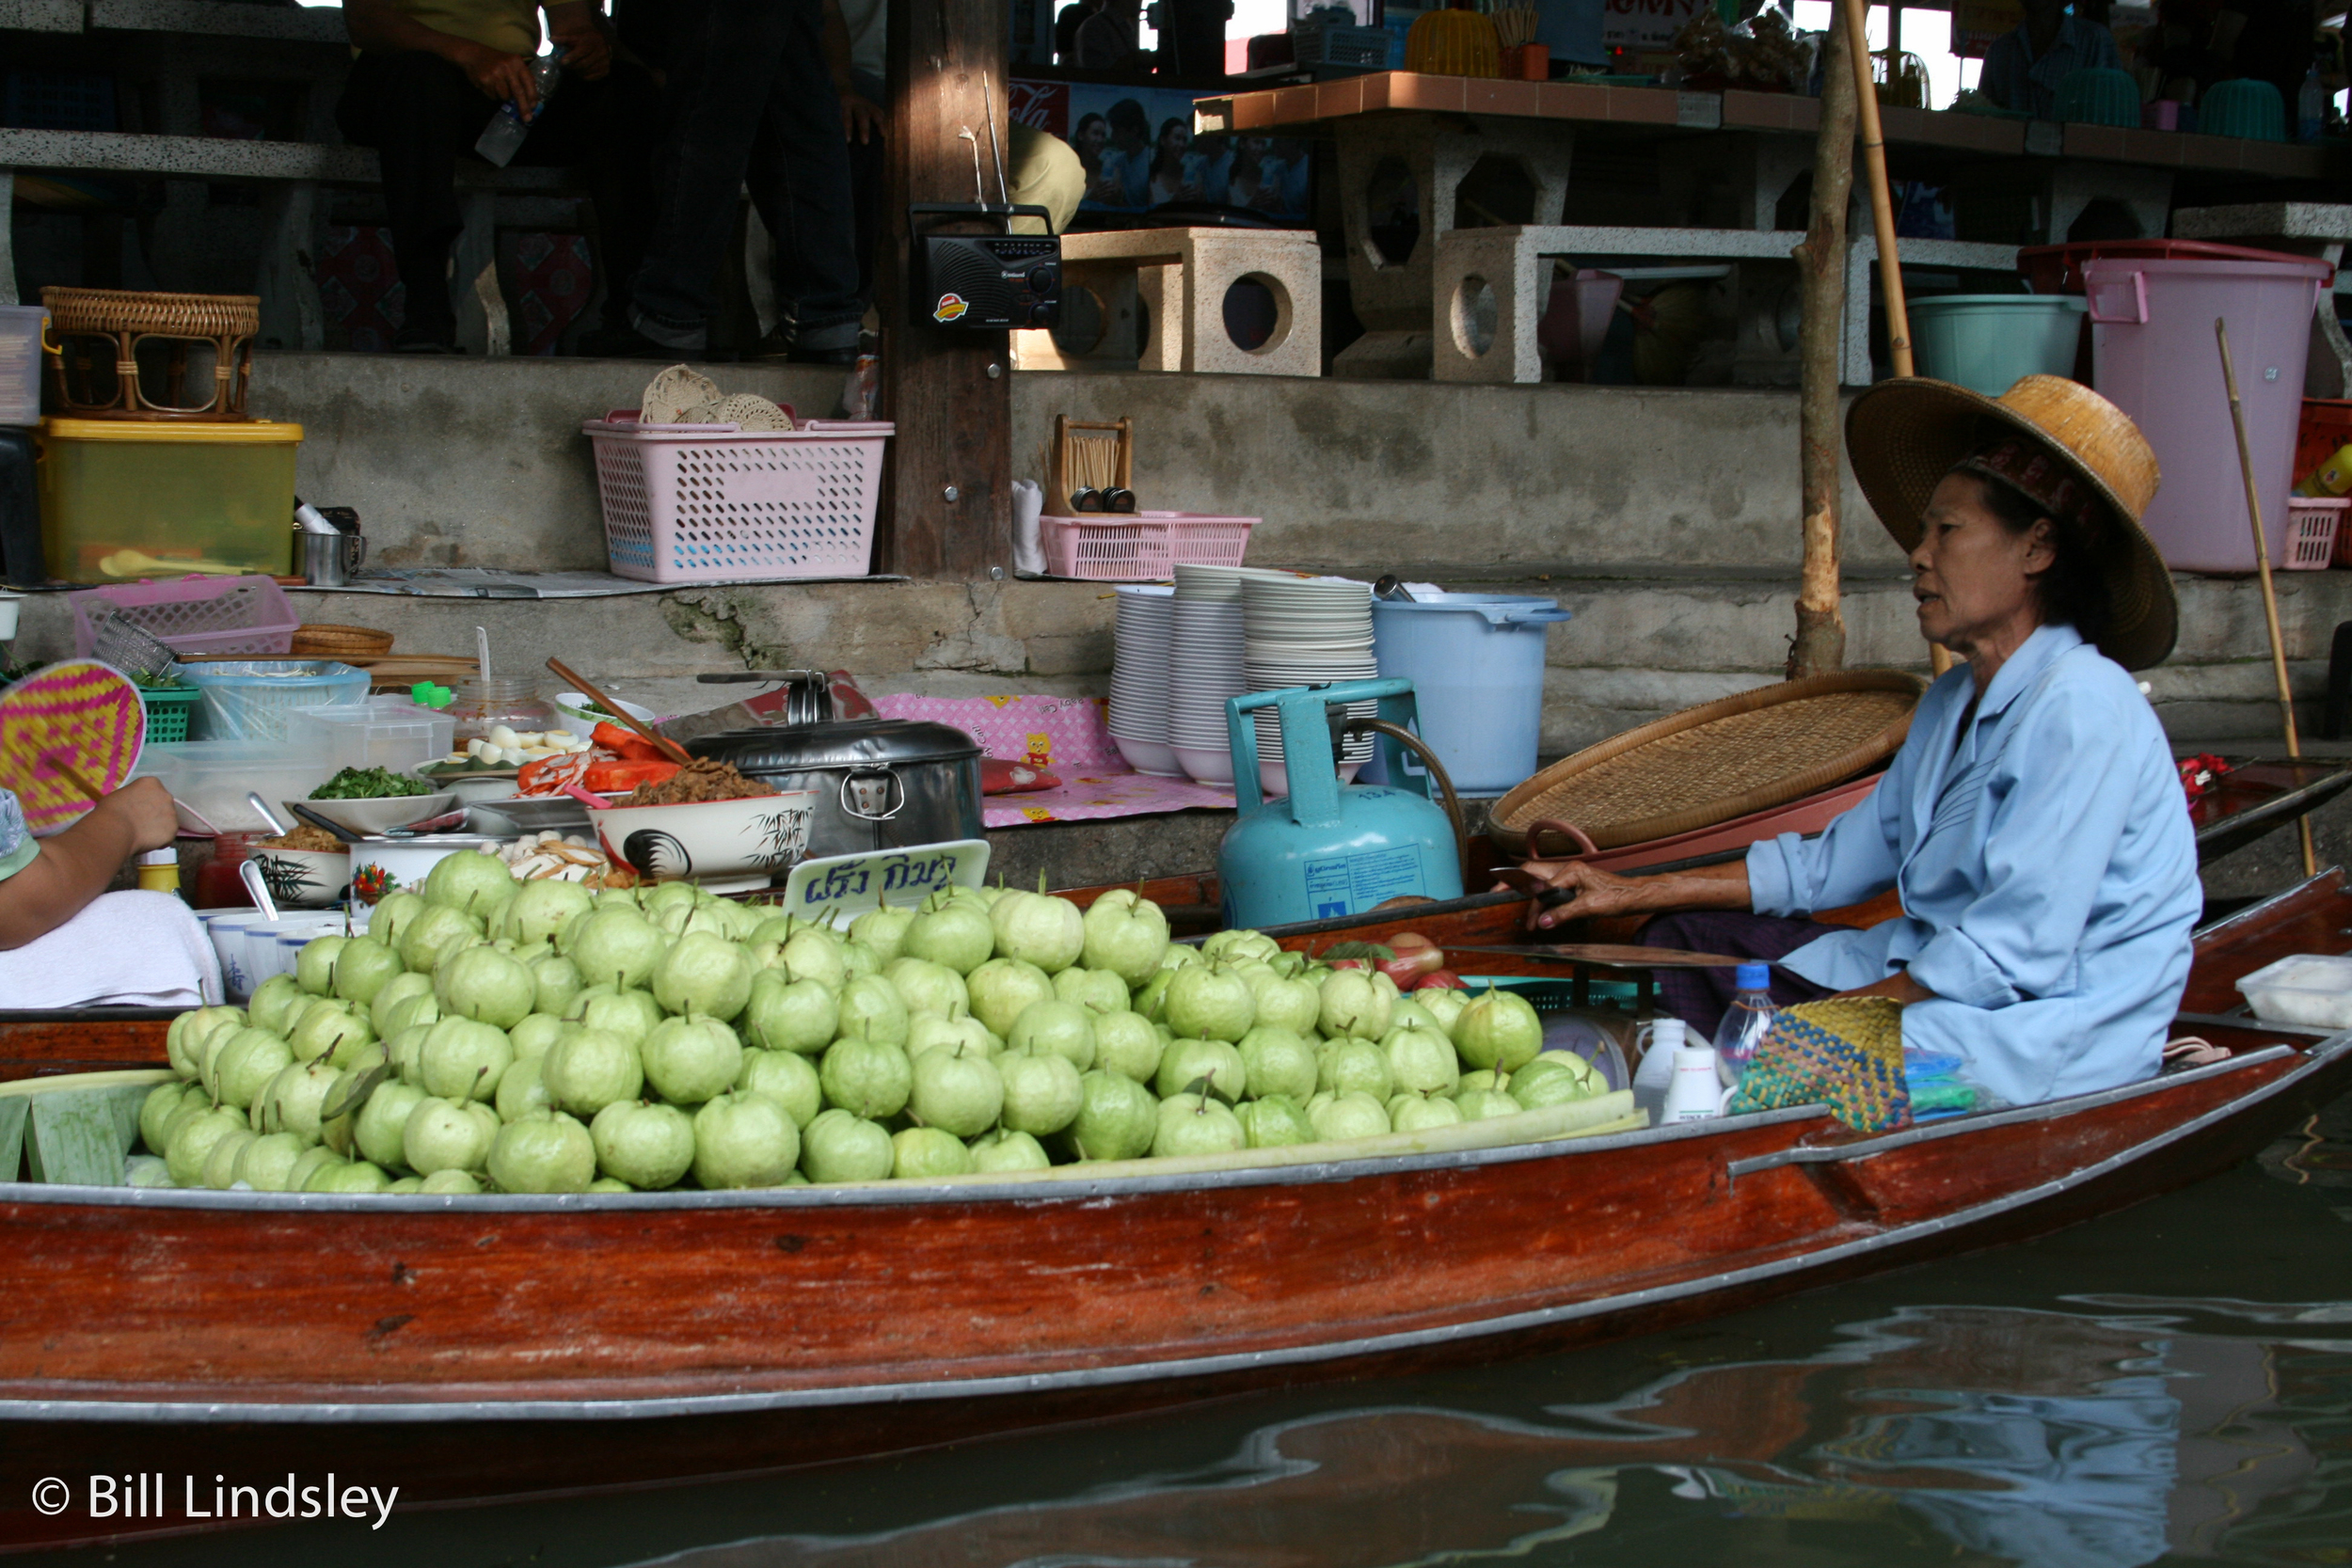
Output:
top-left (0, 660), bottom-right (148, 834)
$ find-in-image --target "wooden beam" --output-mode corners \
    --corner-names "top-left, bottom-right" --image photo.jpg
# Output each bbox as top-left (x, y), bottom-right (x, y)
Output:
top-left (880, 0), bottom-right (1013, 578)
top-left (1789, 4), bottom-right (1856, 679)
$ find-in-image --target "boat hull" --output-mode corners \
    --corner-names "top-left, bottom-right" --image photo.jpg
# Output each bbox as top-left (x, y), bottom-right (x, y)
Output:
top-left (3, 874), bottom-right (2348, 1549)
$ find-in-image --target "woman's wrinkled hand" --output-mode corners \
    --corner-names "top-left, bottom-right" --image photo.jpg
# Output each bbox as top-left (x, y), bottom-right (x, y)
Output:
top-left (1493, 859), bottom-right (1652, 928)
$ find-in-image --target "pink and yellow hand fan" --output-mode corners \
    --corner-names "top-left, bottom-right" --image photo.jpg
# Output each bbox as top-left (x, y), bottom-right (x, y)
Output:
top-left (0, 660), bottom-right (147, 834)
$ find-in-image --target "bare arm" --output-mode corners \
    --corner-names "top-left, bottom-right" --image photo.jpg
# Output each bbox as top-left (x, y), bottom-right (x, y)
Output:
top-left (0, 779), bottom-right (177, 951)
top-left (344, 0), bottom-right (541, 113)
top-left (1501, 857), bottom-right (1752, 931)
top-left (821, 0), bottom-right (885, 143)
top-left (544, 1), bottom-right (612, 80)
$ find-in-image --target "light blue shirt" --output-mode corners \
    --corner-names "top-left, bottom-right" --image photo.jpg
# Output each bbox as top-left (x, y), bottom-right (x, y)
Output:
top-left (1745, 624), bottom-right (2200, 1108)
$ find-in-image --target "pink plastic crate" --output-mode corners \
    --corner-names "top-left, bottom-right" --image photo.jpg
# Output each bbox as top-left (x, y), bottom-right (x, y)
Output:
top-left (582, 417), bottom-right (892, 584)
top-left (1040, 511), bottom-right (1258, 581)
top-left (2291, 496), bottom-right (2346, 569)
top-left (68, 574), bottom-right (297, 659)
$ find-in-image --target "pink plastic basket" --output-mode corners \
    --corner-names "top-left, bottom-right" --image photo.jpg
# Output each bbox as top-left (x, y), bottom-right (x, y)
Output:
top-left (67, 574), bottom-right (297, 659)
top-left (1040, 512), bottom-right (1258, 581)
top-left (2289, 496), bottom-right (2346, 569)
top-left (582, 417), bottom-right (892, 584)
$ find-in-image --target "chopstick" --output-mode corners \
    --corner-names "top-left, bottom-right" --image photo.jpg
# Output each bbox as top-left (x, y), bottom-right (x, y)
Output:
top-left (545, 658), bottom-right (692, 766)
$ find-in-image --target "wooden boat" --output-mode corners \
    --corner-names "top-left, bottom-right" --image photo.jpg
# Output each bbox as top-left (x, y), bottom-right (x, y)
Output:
top-left (2, 859), bottom-right (2349, 1551)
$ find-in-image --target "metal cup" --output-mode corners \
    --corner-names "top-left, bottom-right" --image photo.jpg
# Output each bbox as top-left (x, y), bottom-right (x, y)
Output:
top-left (301, 532), bottom-right (347, 587)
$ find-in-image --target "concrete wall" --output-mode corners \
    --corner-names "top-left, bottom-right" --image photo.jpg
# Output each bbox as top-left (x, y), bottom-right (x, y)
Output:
top-left (247, 351), bottom-right (1902, 577)
top-left (12, 351), bottom-right (2328, 768)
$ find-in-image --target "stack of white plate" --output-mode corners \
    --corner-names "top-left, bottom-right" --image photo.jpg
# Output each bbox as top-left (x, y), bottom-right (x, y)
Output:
top-left (1168, 569), bottom-right (1249, 784)
top-left (1242, 574), bottom-right (1377, 797)
top-left (1106, 585), bottom-right (1180, 776)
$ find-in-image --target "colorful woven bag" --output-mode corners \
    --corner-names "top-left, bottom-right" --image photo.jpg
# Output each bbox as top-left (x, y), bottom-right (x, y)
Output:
top-left (1725, 996), bottom-right (1911, 1133)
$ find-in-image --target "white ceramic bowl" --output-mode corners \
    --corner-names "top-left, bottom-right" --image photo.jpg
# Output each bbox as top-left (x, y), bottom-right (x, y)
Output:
top-left (247, 846), bottom-right (351, 909)
top-left (350, 834), bottom-right (506, 895)
top-left (583, 790), bottom-right (820, 892)
top-left (290, 791), bottom-right (457, 836)
top-left (1111, 734), bottom-right (1184, 777)
top-left (1172, 745), bottom-right (1235, 784)
top-left (551, 690), bottom-right (658, 741)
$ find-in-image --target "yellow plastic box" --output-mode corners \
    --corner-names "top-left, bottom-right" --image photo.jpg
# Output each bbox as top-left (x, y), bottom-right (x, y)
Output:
top-left (37, 418), bottom-right (300, 584)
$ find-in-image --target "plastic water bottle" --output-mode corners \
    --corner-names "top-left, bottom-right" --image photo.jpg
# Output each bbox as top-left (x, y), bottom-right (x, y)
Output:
top-left (1631, 1017), bottom-right (1687, 1125)
top-left (2298, 63), bottom-right (2328, 143)
top-left (1714, 961), bottom-right (1775, 1089)
top-left (474, 52), bottom-right (564, 167)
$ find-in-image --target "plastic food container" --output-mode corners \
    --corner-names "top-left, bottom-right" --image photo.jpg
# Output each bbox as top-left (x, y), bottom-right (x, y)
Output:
top-left (2234, 953), bottom-right (2352, 1027)
top-left (131, 736), bottom-right (338, 832)
top-left (36, 418), bottom-right (300, 583)
top-left (286, 695), bottom-right (454, 775)
top-left (183, 659), bottom-right (370, 741)
top-left (448, 676), bottom-right (559, 748)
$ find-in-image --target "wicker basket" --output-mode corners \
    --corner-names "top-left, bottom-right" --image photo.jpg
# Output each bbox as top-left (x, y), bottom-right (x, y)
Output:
top-left (1490, 671), bottom-right (1929, 857)
top-left (40, 287), bottom-right (258, 420)
top-left (290, 624), bottom-right (396, 660)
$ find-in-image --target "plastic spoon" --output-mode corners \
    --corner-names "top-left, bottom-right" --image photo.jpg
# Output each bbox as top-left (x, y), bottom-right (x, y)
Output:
top-left (240, 858), bottom-right (279, 921)
top-left (246, 792), bottom-right (292, 836)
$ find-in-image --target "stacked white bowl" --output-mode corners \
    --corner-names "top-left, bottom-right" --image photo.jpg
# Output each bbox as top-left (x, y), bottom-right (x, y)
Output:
top-left (1241, 573), bottom-right (1377, 796)
top-left (1168, 565), bottom-right (1249, 783)
top-left (1106, 585), bottom-right (1180, 776)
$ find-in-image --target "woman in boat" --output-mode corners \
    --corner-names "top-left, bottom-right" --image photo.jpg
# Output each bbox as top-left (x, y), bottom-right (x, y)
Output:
top-left (1514, 374), bottom-right (2201, 1108)
top-left (0, 776), bottom-right (223, 1007)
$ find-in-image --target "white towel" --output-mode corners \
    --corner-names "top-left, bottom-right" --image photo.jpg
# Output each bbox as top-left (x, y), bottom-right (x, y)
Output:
top-left (0, 892), bottom-right (224, 1009)
top-left (1012, 479), bottom-right (1046, 576)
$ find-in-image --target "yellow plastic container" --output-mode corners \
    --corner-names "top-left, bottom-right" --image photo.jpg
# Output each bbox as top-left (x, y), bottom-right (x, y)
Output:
top-left (36, 419), bottom-right (300, 584)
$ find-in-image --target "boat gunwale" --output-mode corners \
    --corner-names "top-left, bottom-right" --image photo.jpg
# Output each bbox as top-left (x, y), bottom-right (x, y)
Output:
top-left (0, 1036), bottom-right (2312, 1218)
top-left (2, 1027), bottom-right (2338, 1429)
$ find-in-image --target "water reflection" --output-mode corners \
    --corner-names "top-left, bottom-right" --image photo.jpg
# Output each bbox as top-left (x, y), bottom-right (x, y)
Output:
top-left (631, 1300), bottom-right (2347, 1568)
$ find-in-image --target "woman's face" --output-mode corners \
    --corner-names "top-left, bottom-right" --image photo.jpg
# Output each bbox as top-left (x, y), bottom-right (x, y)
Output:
top-left (1159, 121), bottom-right (1188, 157)
top-left (1910, 473), bottom-right (2054, 656)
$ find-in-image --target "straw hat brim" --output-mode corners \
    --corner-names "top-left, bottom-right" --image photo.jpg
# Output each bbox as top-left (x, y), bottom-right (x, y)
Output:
top-left (1846, 378), bottom-right (2178, 672)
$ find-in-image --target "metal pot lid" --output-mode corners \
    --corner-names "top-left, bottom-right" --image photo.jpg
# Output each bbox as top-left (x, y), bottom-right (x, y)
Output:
top-left (687, 719), bottom-right (982, 771)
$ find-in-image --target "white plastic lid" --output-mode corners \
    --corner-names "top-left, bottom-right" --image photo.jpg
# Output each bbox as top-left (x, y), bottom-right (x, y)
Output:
top-left (136, 847), bottom-right (178, 865)
top-left (1651, 1017), bottom-right (1686, 1049)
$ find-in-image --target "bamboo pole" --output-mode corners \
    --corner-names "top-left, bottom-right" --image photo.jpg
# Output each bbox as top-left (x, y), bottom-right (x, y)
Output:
top-left (1843, 0), bottom-right (1911, 379)
top-left (1788, 8), bottom-right (1857, 679)
top-left (1840, 0), bottom-right (1950, 675)
top-left (2217, 316), bottom-right (2317, 877)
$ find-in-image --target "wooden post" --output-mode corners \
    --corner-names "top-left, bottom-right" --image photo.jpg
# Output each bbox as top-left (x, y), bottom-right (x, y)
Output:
top-left (1788, 3), bottom-right (1857, 680)
top-left (880, 0), bottom-right (1013, 578)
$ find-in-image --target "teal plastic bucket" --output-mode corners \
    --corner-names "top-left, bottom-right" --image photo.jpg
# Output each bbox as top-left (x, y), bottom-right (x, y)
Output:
top-left (1370, 594), bottom-right (1570, 796)
top-left (1909, 295), bottom-right (2087, 396)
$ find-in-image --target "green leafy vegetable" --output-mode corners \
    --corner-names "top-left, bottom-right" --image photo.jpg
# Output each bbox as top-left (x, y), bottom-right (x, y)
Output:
top-left (310, 766), bottom-right (434, 800)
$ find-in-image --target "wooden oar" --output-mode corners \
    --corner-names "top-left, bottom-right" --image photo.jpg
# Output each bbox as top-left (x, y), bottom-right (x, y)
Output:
top-left (2217, 316), bottom-right (2315, 877)
top-left (545, 658), bottom-right (691, 766)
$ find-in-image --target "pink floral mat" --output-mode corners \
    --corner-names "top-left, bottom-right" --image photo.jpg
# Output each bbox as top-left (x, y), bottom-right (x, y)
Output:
top-left (873, 694), bottom-right (1236, 828)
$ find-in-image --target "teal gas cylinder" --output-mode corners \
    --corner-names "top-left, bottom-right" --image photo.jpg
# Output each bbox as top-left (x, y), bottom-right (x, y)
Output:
top-left (1216, 678), bottom-right (1464, 930)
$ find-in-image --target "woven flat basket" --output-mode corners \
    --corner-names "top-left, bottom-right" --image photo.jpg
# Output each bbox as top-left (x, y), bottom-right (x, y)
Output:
top-left (290, 624), bottom-right (395, 660)
top-left (1490, 670), bottom-right (1929, 857)
top-left (41, 287), bottom-right (260, 338)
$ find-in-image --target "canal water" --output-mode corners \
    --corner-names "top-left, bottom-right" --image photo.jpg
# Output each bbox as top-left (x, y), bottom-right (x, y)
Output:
top-left (87, 1092), bottom-right (2352, 1568)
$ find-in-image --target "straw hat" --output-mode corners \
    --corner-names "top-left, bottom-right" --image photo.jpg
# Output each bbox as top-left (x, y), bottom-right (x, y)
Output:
top-left (1846, 374), bottom-right (2175, 671)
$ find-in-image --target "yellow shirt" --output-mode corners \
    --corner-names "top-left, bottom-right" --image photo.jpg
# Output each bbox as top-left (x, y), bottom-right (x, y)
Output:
top-left (394, 0), bottom-right (541, 56)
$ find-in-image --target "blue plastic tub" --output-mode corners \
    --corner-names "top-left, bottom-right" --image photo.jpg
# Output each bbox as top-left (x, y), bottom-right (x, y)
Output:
top-left (1371, 594), bottom-right (1570, 796)
top-left (1910, 294), bottom-right (2088, 396)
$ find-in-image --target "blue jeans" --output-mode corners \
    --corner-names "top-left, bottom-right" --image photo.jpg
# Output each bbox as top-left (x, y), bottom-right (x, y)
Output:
top-left (628, 0), bottom-right (863, 346)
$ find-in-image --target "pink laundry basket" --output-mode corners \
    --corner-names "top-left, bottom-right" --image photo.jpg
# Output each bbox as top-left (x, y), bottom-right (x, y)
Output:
top-left (582, 416), bottom-right (893, 584)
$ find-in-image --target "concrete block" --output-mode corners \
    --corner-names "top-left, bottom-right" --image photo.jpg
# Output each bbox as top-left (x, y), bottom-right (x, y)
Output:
top-left (1017, 228), bottom-right (1323, 378)
top-left (1331, 116), bottom-right (1572, 380)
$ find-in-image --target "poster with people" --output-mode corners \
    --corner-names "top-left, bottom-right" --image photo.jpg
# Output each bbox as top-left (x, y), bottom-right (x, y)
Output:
top-left (1009, 78), bottom-right (1313, 221)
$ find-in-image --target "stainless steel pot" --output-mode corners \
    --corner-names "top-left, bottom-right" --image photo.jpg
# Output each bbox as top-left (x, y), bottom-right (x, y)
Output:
top-left (687, 720), bottom-right (983, 860)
